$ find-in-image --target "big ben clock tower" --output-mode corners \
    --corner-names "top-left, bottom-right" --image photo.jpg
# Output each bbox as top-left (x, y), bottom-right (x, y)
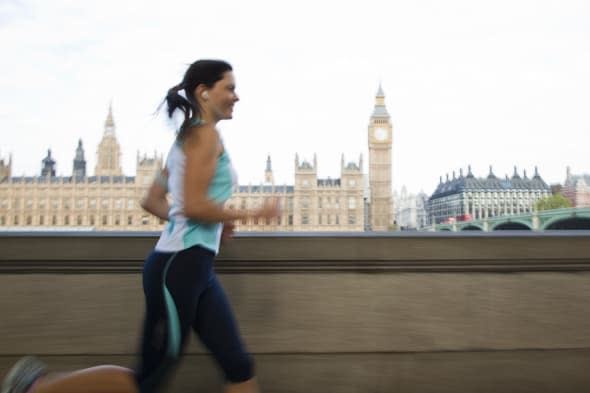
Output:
top-left (368, 84), bottom-right (393, 231)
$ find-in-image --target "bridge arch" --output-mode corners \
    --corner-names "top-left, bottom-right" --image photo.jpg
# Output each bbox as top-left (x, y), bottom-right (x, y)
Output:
top-left (460, 225), bottom-right (483, 231)
top-left (492, 220), bottom-right (532, 230)
top-left (543, 216), bottom-right (590, 230)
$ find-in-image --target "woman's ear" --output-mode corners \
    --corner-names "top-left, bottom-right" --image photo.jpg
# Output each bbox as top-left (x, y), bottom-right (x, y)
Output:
top-left (195, 85), bottom-right (208, 101)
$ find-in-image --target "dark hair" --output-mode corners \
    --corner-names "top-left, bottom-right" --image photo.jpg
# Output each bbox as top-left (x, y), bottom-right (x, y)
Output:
top-left (160, 59), bottom-right (233, 138)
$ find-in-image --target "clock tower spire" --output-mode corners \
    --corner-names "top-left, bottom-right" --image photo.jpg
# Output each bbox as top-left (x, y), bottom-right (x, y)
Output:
top-left (368, 84), bottom-right (393, 230)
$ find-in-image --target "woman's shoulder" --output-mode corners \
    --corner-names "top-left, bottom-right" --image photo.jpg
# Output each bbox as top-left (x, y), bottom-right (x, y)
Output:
top-left (181, 124), bottom-right (222, 160)
top-left (183, 124), bottom-right (218, 145)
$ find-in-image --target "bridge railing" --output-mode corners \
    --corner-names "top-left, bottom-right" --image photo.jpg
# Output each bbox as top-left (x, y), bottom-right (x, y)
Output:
top-left (435, 207), bottom-right (590, 231)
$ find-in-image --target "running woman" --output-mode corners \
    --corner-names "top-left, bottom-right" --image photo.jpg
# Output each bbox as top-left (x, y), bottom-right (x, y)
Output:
top-left (2, 59), bottom-right (279, 393)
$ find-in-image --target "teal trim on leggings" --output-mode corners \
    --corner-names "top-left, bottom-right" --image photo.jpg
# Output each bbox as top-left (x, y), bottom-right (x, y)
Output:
top-left (139, 251), bottom-right (182, 392)
top-left (162, 252), bottom-right (181, 359)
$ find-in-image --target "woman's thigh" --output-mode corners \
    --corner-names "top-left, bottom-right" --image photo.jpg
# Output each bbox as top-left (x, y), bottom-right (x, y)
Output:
top-left (192, 275), bottom-right (254, 383)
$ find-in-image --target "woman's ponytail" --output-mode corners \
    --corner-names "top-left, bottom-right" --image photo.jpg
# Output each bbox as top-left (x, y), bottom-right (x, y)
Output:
top-left (156, 83), bottom-right (197, 139)
top-left (158, 59), bottom-right (233, 138)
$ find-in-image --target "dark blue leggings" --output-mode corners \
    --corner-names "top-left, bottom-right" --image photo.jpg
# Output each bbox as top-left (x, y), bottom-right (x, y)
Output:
top-left (135, 245), bottom-right (253, 393)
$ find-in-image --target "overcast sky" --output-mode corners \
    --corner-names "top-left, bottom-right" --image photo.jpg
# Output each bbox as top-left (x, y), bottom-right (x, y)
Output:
top-left (1, 0), bottom-right (589, 195)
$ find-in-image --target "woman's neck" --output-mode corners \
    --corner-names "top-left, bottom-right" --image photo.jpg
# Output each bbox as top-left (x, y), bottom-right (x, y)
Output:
top-left (198, 109), bottom-right (219, 126)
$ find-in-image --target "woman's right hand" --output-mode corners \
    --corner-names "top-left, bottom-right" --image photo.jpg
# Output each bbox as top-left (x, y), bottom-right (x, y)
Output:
top-left (254, 197), bottom-right (281, 219)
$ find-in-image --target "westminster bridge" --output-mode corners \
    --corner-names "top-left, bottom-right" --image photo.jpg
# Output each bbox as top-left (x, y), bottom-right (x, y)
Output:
top-left (1, 231), bottom-right (590, 393)
top-left (435, 207), bottom-right (590, 231)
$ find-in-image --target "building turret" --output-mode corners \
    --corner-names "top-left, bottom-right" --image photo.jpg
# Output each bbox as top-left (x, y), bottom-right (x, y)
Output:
top-left (295, 153), bottom-right (317, 188)
top-left (73, 139), bottom-right (86, 179)
top-left (264, 155), bottom-right (274, 184)
top-left (41, 149), bottom-right (56, 177)
top-left (487, 165), bottom-right (496, 179)
top-left (136, 151), bottom-right (163, 187)
top-left (0, 153), bottom-right (11, 181)
top-left (512, 166), bottom-right (521, 180)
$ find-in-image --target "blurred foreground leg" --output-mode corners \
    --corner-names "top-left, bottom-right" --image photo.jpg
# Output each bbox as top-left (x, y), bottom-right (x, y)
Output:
top-left (31, 365), bottom-right (138, 393)
top-left (224, 377), bottom-right (259, 393)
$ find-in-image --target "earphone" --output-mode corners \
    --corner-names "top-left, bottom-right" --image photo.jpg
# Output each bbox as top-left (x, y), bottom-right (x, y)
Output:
top-left (201, 91), bottom-right (209, 99)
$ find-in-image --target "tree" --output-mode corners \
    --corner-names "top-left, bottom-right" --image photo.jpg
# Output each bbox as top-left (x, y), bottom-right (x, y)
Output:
top-left (535, 193), bottom-right (572, 211)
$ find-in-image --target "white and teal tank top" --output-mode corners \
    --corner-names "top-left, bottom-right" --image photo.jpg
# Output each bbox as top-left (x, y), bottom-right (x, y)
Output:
top-left (155, 137), bottom-right (236, 254)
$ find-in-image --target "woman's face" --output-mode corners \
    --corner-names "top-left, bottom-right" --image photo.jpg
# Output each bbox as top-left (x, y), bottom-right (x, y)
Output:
top-left (202, 71), bottom-right (239, 120)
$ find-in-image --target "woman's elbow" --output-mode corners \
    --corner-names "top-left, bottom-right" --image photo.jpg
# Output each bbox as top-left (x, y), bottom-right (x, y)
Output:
top-left (140, 196), bottom-right (155, 214)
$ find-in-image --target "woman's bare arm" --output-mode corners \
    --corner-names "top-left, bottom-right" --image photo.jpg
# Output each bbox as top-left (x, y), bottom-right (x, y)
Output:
top-left (141, 169), bottom-right (170, 221)
top-left (183, 126), bottom-right (279, 223)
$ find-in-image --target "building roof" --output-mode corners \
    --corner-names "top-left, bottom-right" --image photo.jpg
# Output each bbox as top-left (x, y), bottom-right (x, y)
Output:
top-left (371, 105), bottom-right (389, 118)
top-left (430, 166), bottom-right (550, 200)
top-left (299, 161), bottom-right (313, 170)
top-left (371, 83), bottom-right (390, 118)
top-left (236, 185), bottom-right (294, 194)
top-left (317, 178), bottom-right (341, 187)
top-left (1, 176), bottom-right (136, 184)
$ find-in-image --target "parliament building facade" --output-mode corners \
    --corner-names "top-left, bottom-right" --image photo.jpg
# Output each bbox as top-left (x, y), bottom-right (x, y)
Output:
top-left (0, 88), bottom-right (393, 232)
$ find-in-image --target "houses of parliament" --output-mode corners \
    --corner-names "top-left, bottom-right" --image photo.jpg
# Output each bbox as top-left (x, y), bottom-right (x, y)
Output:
top-left (0, 87), bottom-right (393, 232)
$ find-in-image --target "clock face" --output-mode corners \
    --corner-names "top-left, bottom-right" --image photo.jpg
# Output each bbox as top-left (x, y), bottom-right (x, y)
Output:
top-left (373, 127), bottom-right (388, 141)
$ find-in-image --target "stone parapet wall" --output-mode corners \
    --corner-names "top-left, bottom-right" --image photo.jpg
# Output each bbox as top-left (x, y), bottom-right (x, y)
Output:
top-left (1, 232), bottom-right (590, 392)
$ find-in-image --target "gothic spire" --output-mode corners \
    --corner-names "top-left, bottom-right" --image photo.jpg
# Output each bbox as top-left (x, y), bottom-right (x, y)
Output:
top-left (104, 102), bottom-right (115, 135)
top-left (372, 83), bottom-right (389, 118)
top-left (376, 82), bottom-right (384, 98)
top-left (512, 166), bottom-right (521, 179)
top-left (487, 165), bottom-right (496, 179)
top-left (75, 139), bottom-right (85, 160)
top-left (264, 155), bottom-right (274, 184)
top-left (73, 139), bottom-right (86, 178)
top-left (95, 103), bottom-right (123, 176)
top-left (41, 149), bottom-right (56, 177)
